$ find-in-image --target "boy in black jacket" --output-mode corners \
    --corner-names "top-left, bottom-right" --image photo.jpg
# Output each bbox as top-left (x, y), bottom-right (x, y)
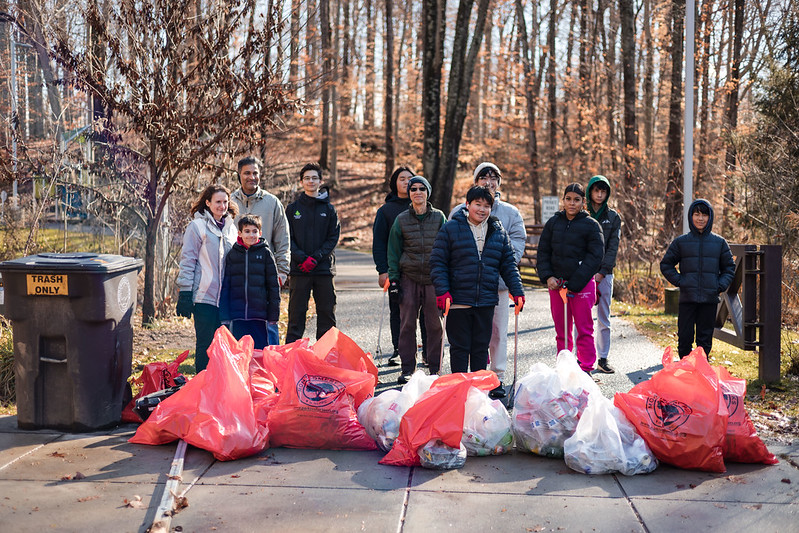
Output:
top-left (285, 163), bottom-right (341, 343)
top-left (219, 215), bottom-right (281, 349)
top-left (660, 199), bottom-right (735, 359)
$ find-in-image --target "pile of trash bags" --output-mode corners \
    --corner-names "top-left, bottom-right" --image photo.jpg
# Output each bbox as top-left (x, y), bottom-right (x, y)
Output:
top-left (128, 329), bottom-right (776, 474)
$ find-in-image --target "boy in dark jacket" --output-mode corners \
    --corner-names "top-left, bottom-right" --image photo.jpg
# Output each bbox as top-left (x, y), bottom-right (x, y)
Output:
top-left (537, 183), bottom-right (605, 373)
top-left (660, 199), bottom-right (735, 359)
top-left (431, 186), bottom-right (526, 374)
top-left (219, 215), bottom-right (281, 349)
top-left (586, 175), bottom-right (622, 373)
top-left (285, 163), bottom-right (341, 343)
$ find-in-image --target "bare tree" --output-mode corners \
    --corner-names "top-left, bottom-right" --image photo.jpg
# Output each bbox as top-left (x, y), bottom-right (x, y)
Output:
top-left (663, 0), bottom-right (685, 238)
top-left (384, 0), bottom-right (395, 180)
top-left (723, 0), bottom-right (744, 234)
top-left (52, 0), bottom-right (299, 324)
top-left (619, 0), bottom-right (643, 237)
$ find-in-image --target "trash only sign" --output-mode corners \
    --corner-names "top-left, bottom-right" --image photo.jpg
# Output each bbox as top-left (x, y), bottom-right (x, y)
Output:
top-left (27, 274), bottom-right (68, 295)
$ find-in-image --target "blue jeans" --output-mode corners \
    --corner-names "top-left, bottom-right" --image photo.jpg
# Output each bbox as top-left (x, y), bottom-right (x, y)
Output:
top-left (267, 322), bottom-right (280, 346)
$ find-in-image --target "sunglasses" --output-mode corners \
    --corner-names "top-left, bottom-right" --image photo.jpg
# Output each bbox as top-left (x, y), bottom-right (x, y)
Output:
top-left (409, 187), bottom-right (427, 192)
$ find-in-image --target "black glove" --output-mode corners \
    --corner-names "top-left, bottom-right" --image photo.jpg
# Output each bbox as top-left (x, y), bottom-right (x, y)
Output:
top-left (388, 280), bottom-right (401, 299)
top-left (176, 291), bottom-right (194, 318)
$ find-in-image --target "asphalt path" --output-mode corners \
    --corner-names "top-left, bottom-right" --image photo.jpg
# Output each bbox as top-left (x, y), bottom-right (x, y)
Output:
top-left (313, 249), bottom-right (664, 396)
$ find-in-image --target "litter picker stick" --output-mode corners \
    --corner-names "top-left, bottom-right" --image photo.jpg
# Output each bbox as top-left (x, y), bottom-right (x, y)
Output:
top-left (438, 298), bottom-right (451, 375)
top-left (149, 439), bottom-right (187, 533)
top-left (375, 278), bottom-right (390, 367)
top-left (507, 293), bottom-right (521, 407)
top-left (559, 287), bottom-right (569, 350)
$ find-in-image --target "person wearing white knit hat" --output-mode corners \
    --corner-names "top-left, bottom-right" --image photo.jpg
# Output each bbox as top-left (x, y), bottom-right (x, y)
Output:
top-left (448, 162), bottom-right (526, 399)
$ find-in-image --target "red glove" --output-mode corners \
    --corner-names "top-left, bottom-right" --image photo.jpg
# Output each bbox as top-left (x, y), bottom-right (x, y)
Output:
top-left (436, 292), bottom-right (452, 311)
top-left (299, 257), bottom-right (317, 273)
top-left (513, 294), bottom-right (525, 311)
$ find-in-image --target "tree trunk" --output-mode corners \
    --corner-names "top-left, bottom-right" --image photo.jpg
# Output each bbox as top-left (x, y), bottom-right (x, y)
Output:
top-left (663, 0), bottom-right (685, 239)
top-left (547, 0), bottom-right (558, 196)
top-left (431, 0), bottom-right (491, 213)
top-left (319, 0), bottom-right (331, 169)
top-left (695, 0), bottom-right (713, 196)
top-left (384, 0), bottom-right (395, 180)
top-left (421, 0), bottom-right (446, 184)
top-left (576, 0), bottom-right (590, 174)
top-left (642, 0), bottom-right (654, 156)
top-left (619, 0), bottom-right (643, 237)
top-left (341, 0), bottom-right (352, 118)
top-left (603, 1), bottom-right (618, 173)
top-left (515, 0), bottom-right (542, 223)
top-left (289, 0), bottom-right (301, 90)
top-left (723, 0), bottom-right (744, 233)
top-left (364, 0), bottom-right (376, 128)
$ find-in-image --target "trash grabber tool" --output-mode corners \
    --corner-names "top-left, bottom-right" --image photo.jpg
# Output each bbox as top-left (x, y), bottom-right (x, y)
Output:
top-left (506, 293), bottom-right (521, 408)
top-left (559, 286), bottom-right (570, 351)
top-left (375, 278), bottom-right (390, 367)
top-left (438, 298), bottom-right (451, 375)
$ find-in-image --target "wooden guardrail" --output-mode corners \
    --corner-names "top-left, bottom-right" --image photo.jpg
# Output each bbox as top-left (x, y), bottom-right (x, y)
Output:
top-left (519, 224), bottom-right (544, 286)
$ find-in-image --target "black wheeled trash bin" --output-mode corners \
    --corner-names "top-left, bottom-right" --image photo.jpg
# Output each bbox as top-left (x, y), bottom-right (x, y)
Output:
top-left (0, 253), bottom-right (143, 431)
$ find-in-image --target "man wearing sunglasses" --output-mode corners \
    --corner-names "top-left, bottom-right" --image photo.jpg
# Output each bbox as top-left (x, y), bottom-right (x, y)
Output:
top-left (449, 162), bottom-right (526, 399)
top-left (387, 176), bottom-right (447, 384)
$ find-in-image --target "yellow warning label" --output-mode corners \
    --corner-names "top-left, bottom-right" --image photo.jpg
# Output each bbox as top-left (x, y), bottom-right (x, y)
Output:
top-left (26, 274), bottom-right (68, 296)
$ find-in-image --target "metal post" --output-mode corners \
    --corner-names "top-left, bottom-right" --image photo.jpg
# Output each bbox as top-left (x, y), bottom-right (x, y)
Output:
top-left (683, 0), bottom-right (696, 233)
top-left (10, 23), bottom-right (19, 208)
top-left (759, 245), bottom-right (782, 383)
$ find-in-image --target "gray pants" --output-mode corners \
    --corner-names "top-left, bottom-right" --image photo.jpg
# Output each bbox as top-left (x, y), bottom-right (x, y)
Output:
top-left (593, 274), bottom-right (613, 360)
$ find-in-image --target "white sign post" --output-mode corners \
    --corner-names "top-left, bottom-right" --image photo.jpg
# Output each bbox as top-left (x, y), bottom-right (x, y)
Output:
top-left (541, 196), bottom-right (559, 224)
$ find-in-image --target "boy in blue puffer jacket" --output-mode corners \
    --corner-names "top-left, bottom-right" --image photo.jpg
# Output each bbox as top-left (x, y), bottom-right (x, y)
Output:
top-left (660, 199), bottom-right (735, 359)
top-left (430, 186), bottom-right (526, 374)
top-left (219, 215), bottom-right (281, 349)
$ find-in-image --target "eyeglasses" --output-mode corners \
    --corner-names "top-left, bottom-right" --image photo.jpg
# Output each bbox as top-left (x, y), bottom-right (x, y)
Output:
top-left (302, 176), bottom-right (321, 182)
top-left (409, 187), bottom-right (427, 192)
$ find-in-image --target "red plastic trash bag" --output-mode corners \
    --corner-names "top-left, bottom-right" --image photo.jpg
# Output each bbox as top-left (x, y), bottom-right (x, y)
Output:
top-left (122, 350), bottom-right (189, 423)
top-left (380, 371), bottom-right (499, 467)
top-left (257, 339), bottom-right (313, 391)
top-left (614, 347), bottom-right (728, 472)
top-left (312, 327), bottom-right (379, 383)
top-left (714, 366), bottom-right (778, 465)
top-left (130, 327), bottom-right (270, 461)
top-left (267, 349), bottom-right (377, 450)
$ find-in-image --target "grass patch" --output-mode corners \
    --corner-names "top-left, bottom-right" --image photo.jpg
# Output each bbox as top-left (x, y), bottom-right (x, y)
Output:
top-left (616, 300), bottom-right (799, 422)
top-left (0, 317), bottom-right (14, 415)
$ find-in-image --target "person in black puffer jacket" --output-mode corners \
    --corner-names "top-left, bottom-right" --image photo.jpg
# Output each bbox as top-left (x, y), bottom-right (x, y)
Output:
top-left (537, 183), bottom-right (605, 373)
top-left (660, 199), bottom-right (735, 358)
top-left (285, 163), bottom-right (341, 343)
top-left (431, 186), bottom-right (526, 374)
top-left (219, 215), bottom-right (281, 349)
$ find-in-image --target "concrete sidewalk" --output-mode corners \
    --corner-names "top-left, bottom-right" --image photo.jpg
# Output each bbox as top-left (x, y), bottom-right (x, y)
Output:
top-left (0, 249), bottom-right (797, 532)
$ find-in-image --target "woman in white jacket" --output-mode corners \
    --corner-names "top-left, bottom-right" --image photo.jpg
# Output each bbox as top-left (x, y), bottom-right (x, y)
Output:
top-left (176, 184), bottom-right (238, 372)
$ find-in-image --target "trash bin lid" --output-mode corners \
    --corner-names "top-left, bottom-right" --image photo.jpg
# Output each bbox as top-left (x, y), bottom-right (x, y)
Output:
top-left (0, 253), bottom-right (144, 274)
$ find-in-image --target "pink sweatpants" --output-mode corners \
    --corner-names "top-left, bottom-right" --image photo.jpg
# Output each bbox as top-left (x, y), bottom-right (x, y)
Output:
top-left (548, 279), bottom-right (597, 372)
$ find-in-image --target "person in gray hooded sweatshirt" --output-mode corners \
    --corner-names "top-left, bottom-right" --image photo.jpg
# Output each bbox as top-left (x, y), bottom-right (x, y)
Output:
top-left (586, 175), bottom-right (621, 373)
top-left (449, 162), bottom-right (525, 399)
top-left (660, 199), bottom-right (735, 359)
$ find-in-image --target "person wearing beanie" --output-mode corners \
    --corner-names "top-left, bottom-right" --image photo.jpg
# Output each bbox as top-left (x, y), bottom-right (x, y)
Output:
top-left (449, 162), bottom-right (526, 399)
top-left (229, 155), bottom-right (291, 345)
top-left (372, 166), bottom-right (429, 366)
top-left (386, 176), bottom-right (447, 384)
top-left (537, 183), bottom-right (605, 374)
top-left (432, 185), bottom-right (526, 376)
top-left (586, 175), bottom-right (622, 374)
top-left (285, 163), bottom-right (341, 343)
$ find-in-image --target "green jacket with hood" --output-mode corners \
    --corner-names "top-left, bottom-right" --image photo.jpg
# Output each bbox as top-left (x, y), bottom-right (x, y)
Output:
top-left (587, 175), bottom-right (622, 276)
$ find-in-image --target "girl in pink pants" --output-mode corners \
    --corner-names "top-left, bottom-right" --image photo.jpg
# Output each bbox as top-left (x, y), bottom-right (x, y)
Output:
top-left (536, 183), bottom-right (605, 373)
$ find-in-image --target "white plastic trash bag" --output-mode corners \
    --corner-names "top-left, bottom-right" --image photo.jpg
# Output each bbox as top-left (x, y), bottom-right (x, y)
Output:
top-left (401, 371), bottom-right (438, 403)
top-left (419, 439), bottom-right (467, 470)
top-left (511, 362), bottom-right (586, 458)
top-left (356, 390), bottom-right (414, 452)
top-left (564, 393), bottom-right (657, 475)
top-left (462, 387), bottom-right (513, 456)
top-left (556, 350), bottom-right (601, 406)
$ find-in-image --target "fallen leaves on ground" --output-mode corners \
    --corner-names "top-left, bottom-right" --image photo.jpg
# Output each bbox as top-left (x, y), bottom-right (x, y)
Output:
top-left (124, 495), bottom-right (146, 509)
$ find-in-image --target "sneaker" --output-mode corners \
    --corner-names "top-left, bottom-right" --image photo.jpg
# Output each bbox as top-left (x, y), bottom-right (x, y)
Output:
top-left (388, 352), bottom-right (401, 366)
top-left (397, 373), bottom-right (413, 385)
top-left (596, 358), bottom-right (615, 374)
top-left (489, 382), bottom-right (506, 399)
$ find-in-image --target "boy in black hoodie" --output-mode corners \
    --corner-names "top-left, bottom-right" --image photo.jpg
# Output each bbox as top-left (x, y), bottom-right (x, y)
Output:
top-left (660, 199), bottom-right (735, 359)
top-left (219, 215), bottom-right (281, 349)
top-left (586, 175), bottom-right (622, 373)
top-left (285, 163), bottom-right (341, 343)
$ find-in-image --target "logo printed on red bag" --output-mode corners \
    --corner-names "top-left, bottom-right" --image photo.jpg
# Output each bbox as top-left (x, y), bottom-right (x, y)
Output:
top-left (646, 396), bottom-right (692, 430)
top-left (722, 392), bottom-right (740, 417)
top-left (297, 374), bottom-right (345, 408)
